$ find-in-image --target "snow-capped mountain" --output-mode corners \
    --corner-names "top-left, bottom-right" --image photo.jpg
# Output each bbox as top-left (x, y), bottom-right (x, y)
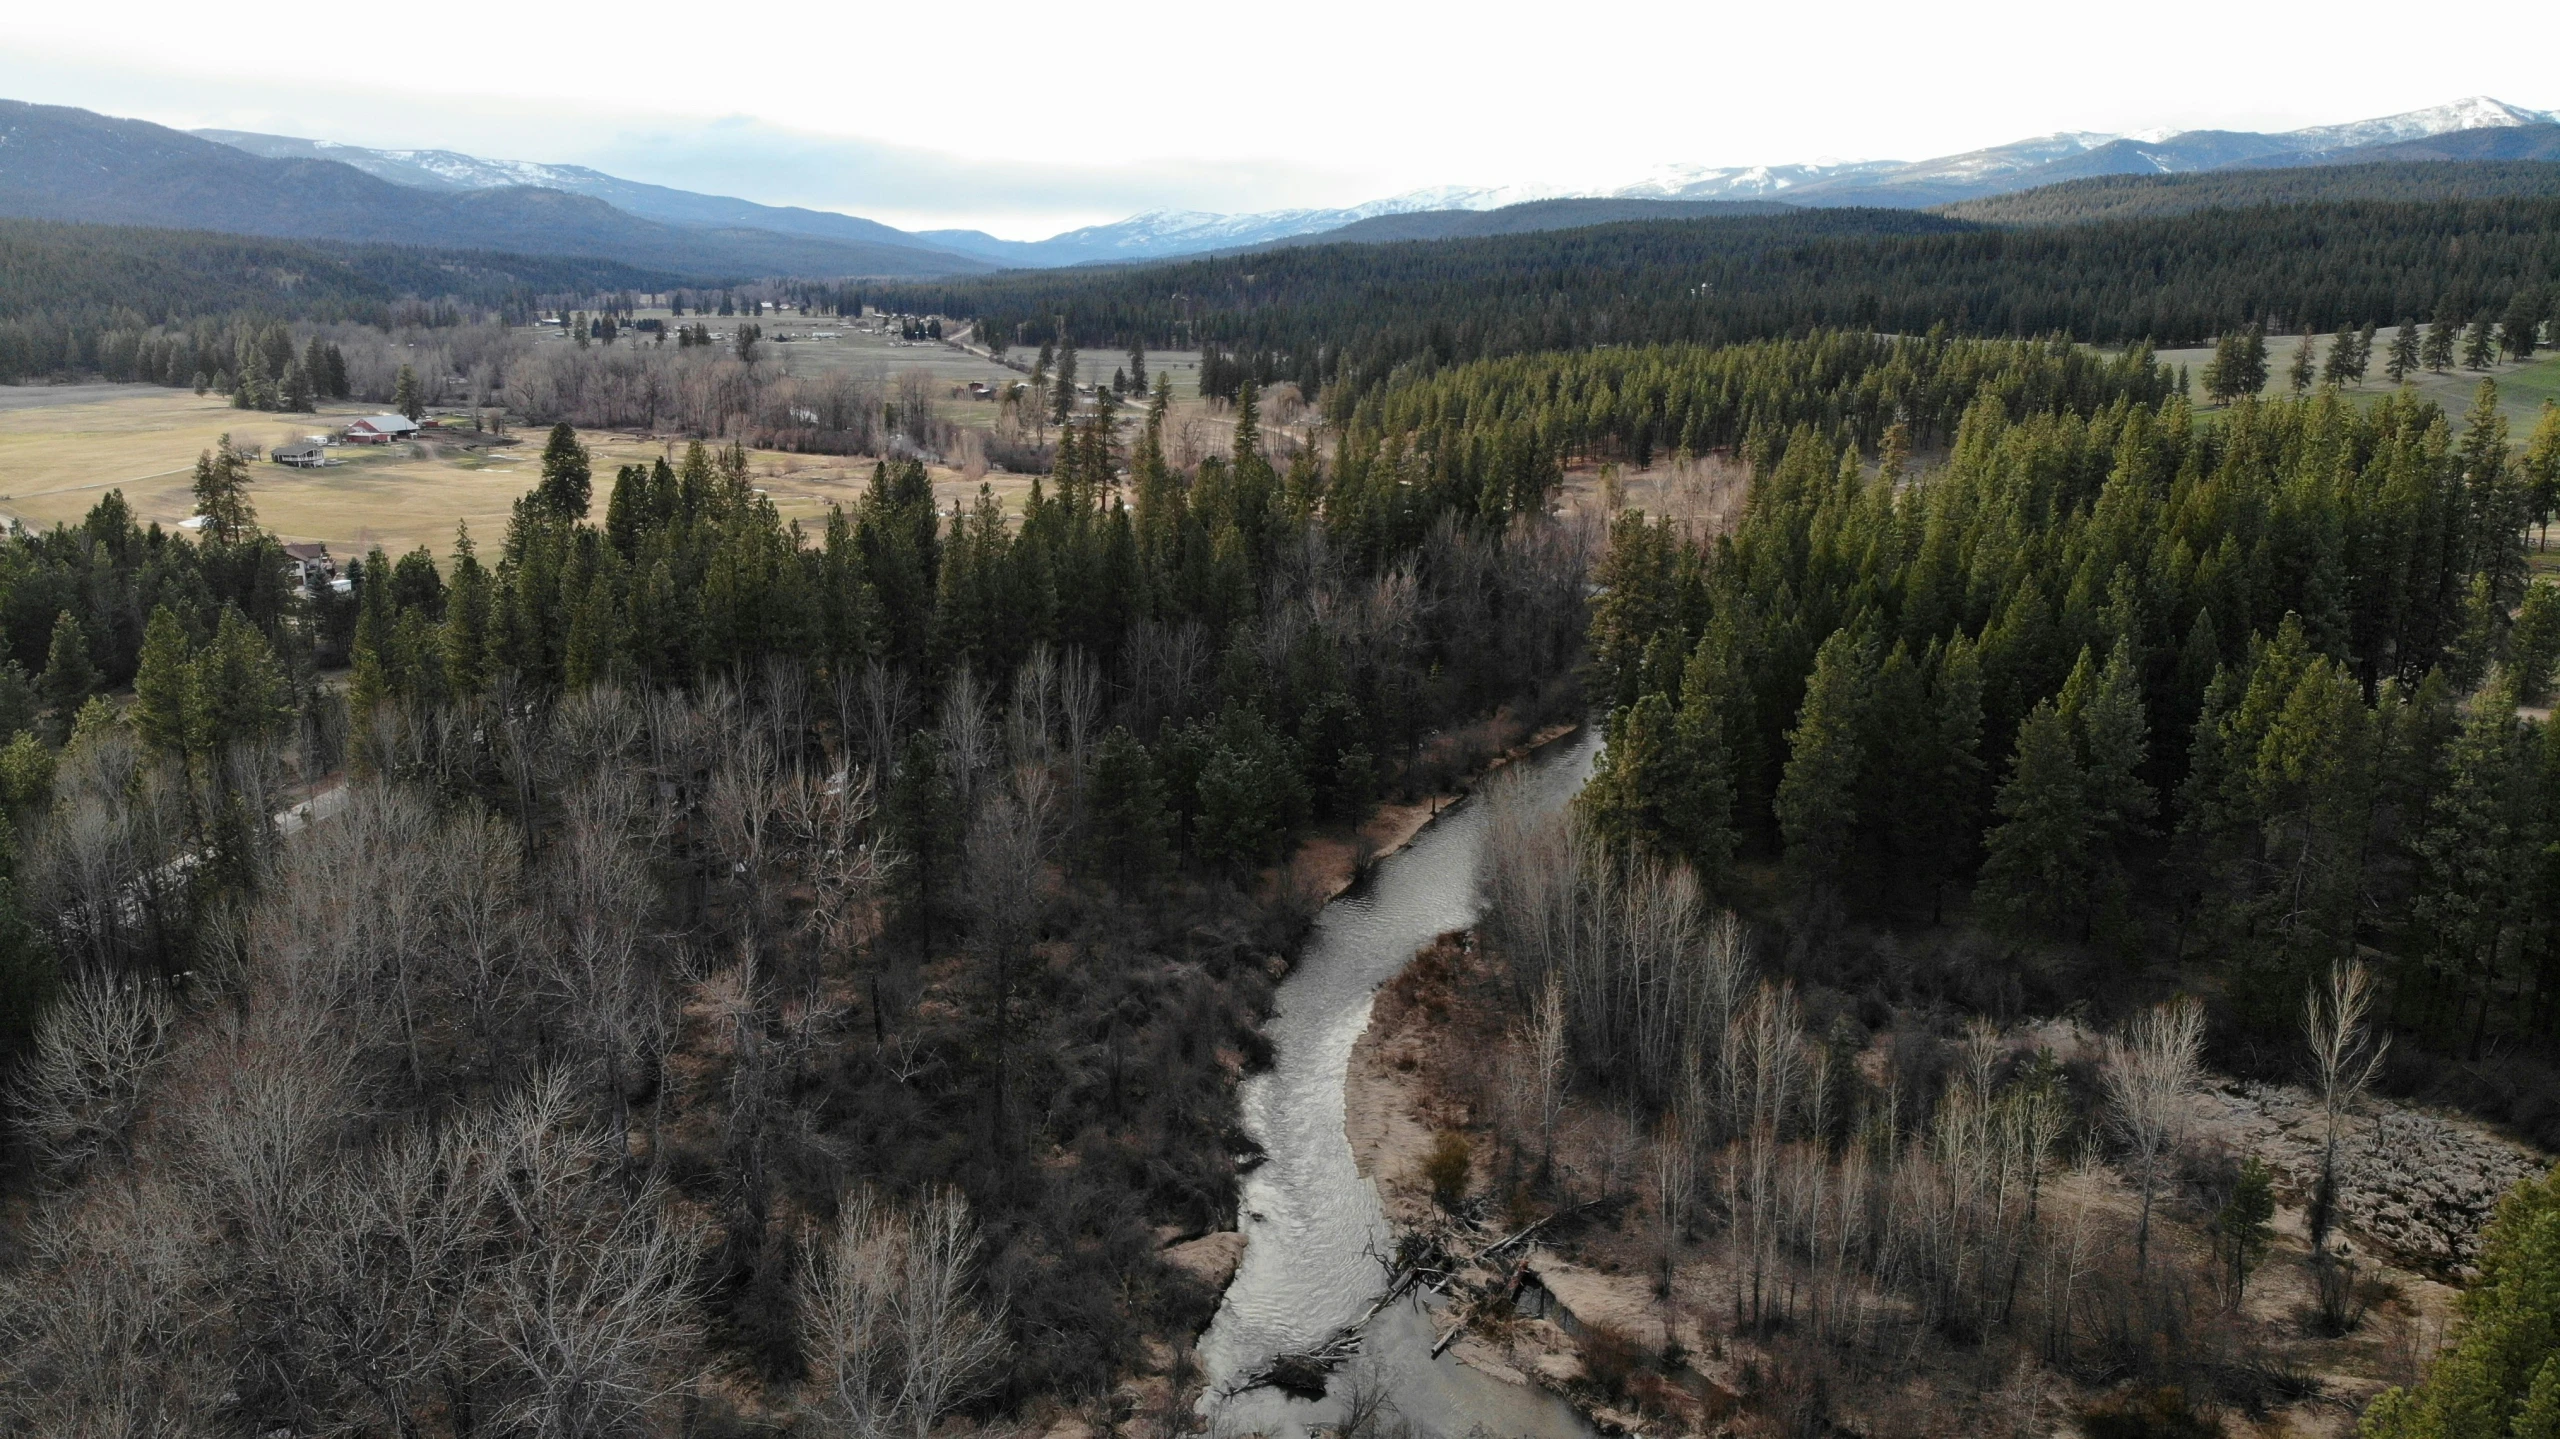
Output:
top-left (194, 95), bottom-right (2560, 270)
top-left (1616, 160), bottom-right (1901, 200)
top-left (1616, 97), bottom-right (2559, 209)
top-left (195, 129), bottom-right (963, 258)
top-left (2277, 96), bottom-right (2555, 153)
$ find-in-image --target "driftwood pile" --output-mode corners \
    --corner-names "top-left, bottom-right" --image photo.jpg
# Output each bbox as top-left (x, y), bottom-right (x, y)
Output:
top-left (1224, 1204), bottom-right (1605, 1399)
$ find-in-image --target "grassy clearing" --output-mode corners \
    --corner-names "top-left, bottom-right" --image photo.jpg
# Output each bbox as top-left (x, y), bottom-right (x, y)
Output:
top-left (2149, 341), bottom-right (2560, 432)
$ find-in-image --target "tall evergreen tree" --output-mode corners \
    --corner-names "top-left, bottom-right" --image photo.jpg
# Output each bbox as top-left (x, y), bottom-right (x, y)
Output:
top-left (534, 424), bottom-right (594, 519)
top-left (2464, 315), bottom-right (2500, 370)
top-left (190, 434), bottom-right (257, 543)
top-left (1977, 700), bottom-right (2091, 940)
top-left (36, 610), bottom-right (95, 742)
top-left (2424, 318), bottom-right (2458, 372)
top-left (131, 606), bottom-right (193, 755)
top-left (1776, 630), bottom-right (1875, 899)
top-left (2388, 320), bottom-right (2421, 383)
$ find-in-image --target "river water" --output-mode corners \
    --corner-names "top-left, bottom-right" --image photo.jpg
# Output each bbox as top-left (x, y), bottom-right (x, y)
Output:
top-left (1197, 728), bottom-right (1602, 1438)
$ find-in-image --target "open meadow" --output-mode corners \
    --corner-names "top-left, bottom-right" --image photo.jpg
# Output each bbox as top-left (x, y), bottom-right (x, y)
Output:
top-left (2153, 338), bottom-right (2560, 428)
top-left (0, 384), bottom-right (1030, 561)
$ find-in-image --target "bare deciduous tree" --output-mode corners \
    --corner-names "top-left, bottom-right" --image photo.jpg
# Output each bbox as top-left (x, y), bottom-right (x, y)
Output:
top-left (476, 1075), bottom-right (700, 1439)
top-left (13, 972), bottom-right (174, 1181)
top-left (798, 1186), bottom-right (1008, 1439)
top-left (2099, 996), bottom-right (2206, 1275)
top-left (2304, 960), bottom-right (2388, 1252)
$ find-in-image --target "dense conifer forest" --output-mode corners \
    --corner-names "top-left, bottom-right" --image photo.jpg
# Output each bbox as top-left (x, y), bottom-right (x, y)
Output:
top-left (0, 218), bottom-right (680, 381)
top-left (1939, 160), bottom-right (2560, 224)
top-left (884, 198), bottom-right (2560, 407)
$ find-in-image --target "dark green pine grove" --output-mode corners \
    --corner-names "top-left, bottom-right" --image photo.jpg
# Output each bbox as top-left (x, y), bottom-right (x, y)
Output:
top-left (1549, 333), bottom-right (2560, 1060)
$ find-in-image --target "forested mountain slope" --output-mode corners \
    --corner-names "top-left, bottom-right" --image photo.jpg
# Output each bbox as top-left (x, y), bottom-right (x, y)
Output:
top-left (1943, 160), bottom-right (2560, 223)
top-left (0, 101), bottom-right (989, 279)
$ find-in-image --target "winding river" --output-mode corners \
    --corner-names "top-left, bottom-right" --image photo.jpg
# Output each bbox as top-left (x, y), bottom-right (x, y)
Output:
top-left (1197, 728), bottom-right (1602, 1438)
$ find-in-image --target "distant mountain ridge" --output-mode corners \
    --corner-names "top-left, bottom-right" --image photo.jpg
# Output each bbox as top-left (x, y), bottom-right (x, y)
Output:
top-left (0, 101), bottom-right (991, 279)
top-left (1615, 97), bottom-right (2560, 207)
top-left (195, 129), bottom-right (971, 257)
top-left (32, 93), bottom-right (2560, 277)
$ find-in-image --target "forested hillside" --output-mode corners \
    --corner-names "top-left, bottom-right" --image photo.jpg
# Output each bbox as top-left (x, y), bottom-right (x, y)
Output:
top-left (1942, 160), bottom-right (2560, 223)
top-left (1542, 341), bottom-right (2560, 1069)
top-left (0, 218), bottom-right (679, 382)
top-left (882, 199), bottom-right (2560, 408)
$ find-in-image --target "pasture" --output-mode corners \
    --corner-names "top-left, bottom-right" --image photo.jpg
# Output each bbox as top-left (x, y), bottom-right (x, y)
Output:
top-left (0, 386), bottom-right (1024, 562)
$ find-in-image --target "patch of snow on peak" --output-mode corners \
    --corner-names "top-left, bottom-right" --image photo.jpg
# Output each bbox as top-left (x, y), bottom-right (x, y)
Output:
top-left (2282, 96), bottom-right (2557, 151)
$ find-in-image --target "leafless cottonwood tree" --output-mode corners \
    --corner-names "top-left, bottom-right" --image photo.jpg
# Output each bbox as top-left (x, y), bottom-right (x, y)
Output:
top-left (475, 1075), bottom-right (701, 1439)
top-left (857, 661), bottom-right (916, 774)
top-left (1519, 972), bottom-right (1568, 1172)
top-left (1058, 646), bottom-right (1103, 780)
top-left (938, 662), bottom-right (998, 819)
top-left (967, 766), bottom-right (1058, 1148)
top-left (545, 773), bottom-right (661, 1146)
top-left (12, 971), bottom-right (175, 1181)
top-left (799, 1186), bottom-right (1009, 1439)
top-left (1007, 644), bottom-right (1059, 769)
top-left (2100, 996), bottom-right (2206, 1275)
top-left (2304, 959), bottom-right (2388, 1252)
top-left (0, 1179), bottom-right (220, 1435)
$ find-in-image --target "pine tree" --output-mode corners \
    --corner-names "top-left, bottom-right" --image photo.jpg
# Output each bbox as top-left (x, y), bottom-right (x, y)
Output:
top-left (2203, 324), bottom-right (2269, 403)
top-left (1083, 726), bottom-right (1169, 888)
top-left (1776, 630), bottom-right (1874, 898)
top-left (1578, 692), bottom-right (1715, 867)
top-left (440, 524), bottom-right (491, 697)
top-left (2291, 333), bottom-right (2318, 392)
top-left (2359, 1165), bottom-right (2560, 1439)
top-left (2388, 320), bottom-right (2421, 383)
top-left (191, 435), bottom-right (257, 542)
top-left (1052, 343), bottom-right (1078, 428)
top-left (132, 606), bottom-right (193, 755)
top-left (393, 363), bottom-right (423, 421)
top-left (187, 609), bottom-right (289, 756)
top-left (36, 610), bottom-right (95, 742)
top-left (2320, 325), bottom-right (2359, 386)
top-left (535, 423), bottom-right (594, 519)
top-left (1977, 700), bottom-right (2091, 939)
top-left (2072, 638), bottom-right (2158, 935)
top-left (2505, 583), bottom-right (2560, 705)
top-left (2525, 402), bottom-right (2560, 550)
top-left (2465, 315), bottom-right (2499, 370)
top-left (2424, 318), bottom-right (2458, 372)
top-left (2502, 289), bottom-right (2545, 361)
top-left (1127, 342), bottom-right (1147, 397)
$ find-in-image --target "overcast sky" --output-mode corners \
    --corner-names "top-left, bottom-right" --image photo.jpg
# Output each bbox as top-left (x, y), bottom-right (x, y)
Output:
top-left (5, 0), bottom-right (2555, 237)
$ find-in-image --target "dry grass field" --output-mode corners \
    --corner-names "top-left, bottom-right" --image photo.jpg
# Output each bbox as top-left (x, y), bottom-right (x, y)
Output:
top-left (0, 385), bottom-right (1030, 562)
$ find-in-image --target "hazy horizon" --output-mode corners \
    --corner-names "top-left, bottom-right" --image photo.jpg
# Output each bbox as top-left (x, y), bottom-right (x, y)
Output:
top-left (6, 0), bottom-right (2556, 237)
